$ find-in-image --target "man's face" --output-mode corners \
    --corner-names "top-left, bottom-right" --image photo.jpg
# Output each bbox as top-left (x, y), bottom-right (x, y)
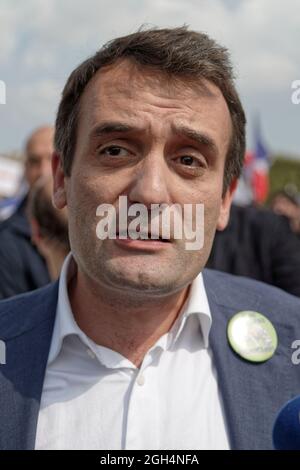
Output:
top-left (53, 60), bottom-right (235, 296)
top-left (25, 128), bottom-right (54, 188)
top-left (272, 195), bottom-right (299, 219)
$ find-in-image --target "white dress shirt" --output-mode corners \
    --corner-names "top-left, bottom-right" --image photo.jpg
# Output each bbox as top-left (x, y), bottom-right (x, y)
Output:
top-left (35, 253), bottom-right (229, 450)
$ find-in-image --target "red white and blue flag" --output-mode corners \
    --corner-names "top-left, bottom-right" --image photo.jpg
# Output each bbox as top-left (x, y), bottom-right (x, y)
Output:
top-left (240, 117), bottom-right (270, 204)
top-left (251, 118), bottom-right (270, 203)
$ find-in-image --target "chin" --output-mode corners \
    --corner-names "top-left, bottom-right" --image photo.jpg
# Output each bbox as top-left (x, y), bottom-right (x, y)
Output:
top-left (98, 264), bottom-right (179, 295)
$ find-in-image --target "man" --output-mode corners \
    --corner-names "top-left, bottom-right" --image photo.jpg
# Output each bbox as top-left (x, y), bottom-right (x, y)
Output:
top-left (28, 176), bottom-right (70, 280)
top-left (270, 190), bottom-right (300, 236)
top-left (208, 203), bottom-right (300, 297)
top-left (0, 27), bottom-right (300, 450)
top-left (0, 127), bottom-right (52, 298)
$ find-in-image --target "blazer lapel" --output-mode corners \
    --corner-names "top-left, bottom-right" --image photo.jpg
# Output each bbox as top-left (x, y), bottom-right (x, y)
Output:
top-left (0, 282), bottom-right (58, 450)
top-left (203, 270), bottom-right (295, 450)
top-left (1, 269), bottom-right (297, 450)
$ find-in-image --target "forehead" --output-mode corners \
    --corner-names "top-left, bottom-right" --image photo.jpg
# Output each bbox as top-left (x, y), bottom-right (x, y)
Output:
top-left (77, 59), bottom-right (232, 142)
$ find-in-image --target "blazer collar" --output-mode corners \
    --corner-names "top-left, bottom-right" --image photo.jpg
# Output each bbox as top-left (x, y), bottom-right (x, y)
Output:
top-left (0, 269), bottom-right (297, 450)
top-left (203, 269), bottom-right (295, 450)
top-left (0, 282), bottom-right (58, 450)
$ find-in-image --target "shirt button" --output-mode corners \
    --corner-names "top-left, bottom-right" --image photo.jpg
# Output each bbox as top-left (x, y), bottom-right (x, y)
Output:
top-left (137, 374), bottom-right (145, 386)
top-left (86, 348), bottom-right (96, 359)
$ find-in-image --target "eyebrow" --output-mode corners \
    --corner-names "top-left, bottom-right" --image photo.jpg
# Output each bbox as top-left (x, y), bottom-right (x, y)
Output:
top-left (89, 122), bottom-right (137, 139)
top-left (89, 121), bottom-right (219, 156)
top-left (172, 124), bottom-right (219, 157)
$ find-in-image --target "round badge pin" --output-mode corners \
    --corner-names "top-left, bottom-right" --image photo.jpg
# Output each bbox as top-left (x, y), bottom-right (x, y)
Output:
top-left (227, 311), bottom-right (278, 362)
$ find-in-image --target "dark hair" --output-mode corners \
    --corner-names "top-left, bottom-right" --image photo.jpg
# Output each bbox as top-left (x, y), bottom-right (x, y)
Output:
top-left (27, 178), bottom-right (70, 250)
top-left (55, 26), bottom-right (246, 190)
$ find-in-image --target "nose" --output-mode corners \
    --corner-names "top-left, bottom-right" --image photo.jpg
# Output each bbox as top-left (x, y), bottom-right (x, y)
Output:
top-left (128, 152), bottom-right (171, 207)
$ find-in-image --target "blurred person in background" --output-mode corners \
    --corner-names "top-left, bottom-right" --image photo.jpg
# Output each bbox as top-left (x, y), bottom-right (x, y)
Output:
top-left (270, 189), bottom-right (300, 236)
top-left (0, 158), bottom-right (26, 222)
top-left (28, 176), bottom-right (70, 280)
top-left (0, 196), bottom-right (22, 222)
top-left (0, 126), bottom-right (53, 299)
top-left (208, 203), bottom-right (300, 297)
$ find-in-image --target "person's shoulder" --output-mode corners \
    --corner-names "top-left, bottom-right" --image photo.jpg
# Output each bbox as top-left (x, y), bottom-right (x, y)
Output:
top-left (0, 282), bottom-right (58, 339)
top-left (243, 205), bottom-right (294, 236)
top-left (204, 268), bottom-right (300, 301)
top-left (0, 198), bottom-right (29, 238)
top-left (0, 214), bottom-right (16, 235)
top-left (203, 269), bottom-right (300, 318)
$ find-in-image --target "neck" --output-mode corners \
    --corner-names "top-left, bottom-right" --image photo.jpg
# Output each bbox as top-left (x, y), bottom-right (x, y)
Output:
top-left (69, 269), bottom-right (190, 368)
top-left (46, 245), bottom-right (69, 280)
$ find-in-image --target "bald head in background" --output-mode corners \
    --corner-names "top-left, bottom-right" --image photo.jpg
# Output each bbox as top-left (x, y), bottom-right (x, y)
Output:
top-left (0, 126), bottom-right (53, 299)
top-left (24, 126), bottom-right (54, 188)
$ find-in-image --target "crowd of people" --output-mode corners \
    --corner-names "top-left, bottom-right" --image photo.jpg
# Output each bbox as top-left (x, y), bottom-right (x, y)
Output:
top-left (0, 127), bottom-right (70, 298)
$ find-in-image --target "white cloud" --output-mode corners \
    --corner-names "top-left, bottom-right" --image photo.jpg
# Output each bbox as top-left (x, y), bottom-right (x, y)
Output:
top-left (0, 0), bottom-right (299, 153)
top-left (17, 78), bottom-right (61, 119)
top-left (0, 1), bottom-right (19, 62)
top-left (3, 78), bottom-right (61, 145)
top-left (2, 0), bottom-right (299, 90)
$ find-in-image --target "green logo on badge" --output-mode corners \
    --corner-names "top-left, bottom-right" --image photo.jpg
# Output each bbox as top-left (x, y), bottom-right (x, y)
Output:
top-left (227, 311), bottom-right (278, 362)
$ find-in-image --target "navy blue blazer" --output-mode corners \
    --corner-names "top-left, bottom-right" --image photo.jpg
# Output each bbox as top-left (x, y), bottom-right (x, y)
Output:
top-left (0, 197), bottom-right (50, 299)
top-left (0, 269), bottom-right (300, 450)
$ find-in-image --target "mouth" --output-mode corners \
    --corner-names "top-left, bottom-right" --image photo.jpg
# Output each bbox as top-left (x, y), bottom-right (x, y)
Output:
top-left (114, 232), bottom-right (172, 250)
top-left (116, 230), bottom-right (171, 242)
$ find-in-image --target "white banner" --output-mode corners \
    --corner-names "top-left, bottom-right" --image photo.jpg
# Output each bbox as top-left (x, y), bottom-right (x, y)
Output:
top-left (0, 155), bottom-right (23, 198)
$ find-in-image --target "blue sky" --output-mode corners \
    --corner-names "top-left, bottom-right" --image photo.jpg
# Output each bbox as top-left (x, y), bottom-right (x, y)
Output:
top-left (0, 0), bottom-right (299, 157)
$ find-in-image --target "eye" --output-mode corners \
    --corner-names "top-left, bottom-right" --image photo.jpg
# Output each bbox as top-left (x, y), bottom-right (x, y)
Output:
top-left (99, 146), bottom-right (130, 157)
top-left (176, 155), bottom-right (201, 167)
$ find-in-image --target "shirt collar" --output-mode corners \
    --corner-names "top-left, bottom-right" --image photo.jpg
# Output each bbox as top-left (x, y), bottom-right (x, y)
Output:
top-left (48, 254), bottom-right (212, 365)
top-left (47, 253), bottom-right (82, 365)
top-left (166, 271), bottom-right (212, 349)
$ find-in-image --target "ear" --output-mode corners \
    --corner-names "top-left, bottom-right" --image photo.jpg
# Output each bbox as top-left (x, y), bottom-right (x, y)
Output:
top-left (52, 152), bottom-right (67, 209)
top-left (216, 178), bottom-right (237, 231)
